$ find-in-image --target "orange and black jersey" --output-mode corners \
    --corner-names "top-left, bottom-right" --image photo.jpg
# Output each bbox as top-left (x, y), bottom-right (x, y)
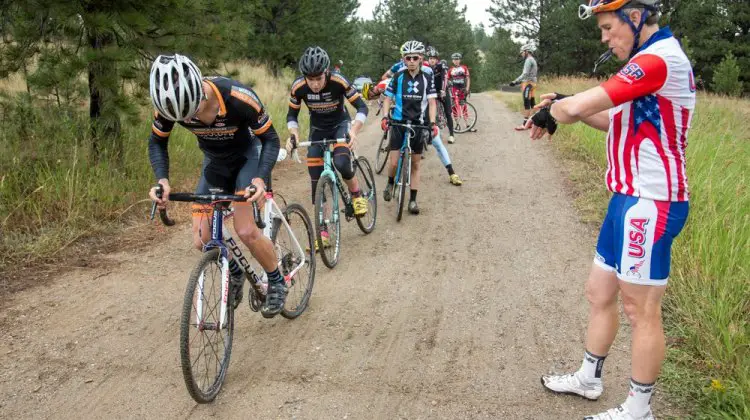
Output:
top-left (287, 71), bottom-right (368, 130)
top-left (148, 76), bottom-right (280, 181)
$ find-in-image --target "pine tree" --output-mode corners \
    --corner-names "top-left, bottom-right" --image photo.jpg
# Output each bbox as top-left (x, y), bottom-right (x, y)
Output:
top-left (245, 0), bottom-right (359, 77)
top-left (0, 0), bottom-right (248, 163)
top-left (360, 0), bottom-right (477, 83)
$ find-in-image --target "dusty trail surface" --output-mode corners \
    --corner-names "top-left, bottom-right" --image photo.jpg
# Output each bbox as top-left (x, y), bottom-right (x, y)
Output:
top-left (1, 94), bottom-right (657, 419)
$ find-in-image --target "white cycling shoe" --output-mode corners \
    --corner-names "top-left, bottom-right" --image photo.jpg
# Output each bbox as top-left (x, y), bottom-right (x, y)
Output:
top-left (541, 372), bottom-right (603, 401)
top-left (584, 405), bottom-right (655, 420)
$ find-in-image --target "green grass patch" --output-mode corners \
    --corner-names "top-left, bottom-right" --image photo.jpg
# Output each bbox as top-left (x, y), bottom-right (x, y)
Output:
top-left (494, 79), bottom-right (749, 418)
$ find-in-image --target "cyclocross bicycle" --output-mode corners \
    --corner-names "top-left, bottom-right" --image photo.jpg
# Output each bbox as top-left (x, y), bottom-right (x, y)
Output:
top-left (451, 92), bottom-right (477, 133)
top-left (150, 185), bottom-right (315, 403)
top-left (388, 121), bottom-right (430, 222)
top-left (291, 137), bottom-right (377, 269)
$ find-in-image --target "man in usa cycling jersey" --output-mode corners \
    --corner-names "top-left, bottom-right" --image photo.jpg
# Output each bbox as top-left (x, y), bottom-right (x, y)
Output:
top-left (286, 46), bottom-right (369, 248)
top-left (527, 1), bottom-right (694, 419)
top-left (448, 53), bottom-right (476, 132)
top-left (380, 40), bottom-right (439, 215)
top-left (510, 44), bottom-right (538, 131)
top-left (147, 54), bottom-right (287, 318)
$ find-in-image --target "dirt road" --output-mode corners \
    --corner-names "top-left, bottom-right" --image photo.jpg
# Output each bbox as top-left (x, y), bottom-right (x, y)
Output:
top-left (0, 94), bottom-right (662, 419)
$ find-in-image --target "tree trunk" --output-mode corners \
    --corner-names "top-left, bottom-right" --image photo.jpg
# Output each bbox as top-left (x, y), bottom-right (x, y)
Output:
top-left (87, 29), bottom-right (122, 165)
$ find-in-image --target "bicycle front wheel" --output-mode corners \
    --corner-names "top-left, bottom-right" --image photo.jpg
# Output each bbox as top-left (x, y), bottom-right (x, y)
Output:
top-left (396, 152), bottom-right (409, 222)
top-left (180, 248), bottom-right (233, 403)
top-left (375, 131), bottom-right (389, 174)
top-left (454, 101), bottom-right (477, 133)
top-left (270, 203), bottom-right (316, 319)
top-left (354, 157), bottom-right (377, 234)
top-left (314, 175), bottom-right (341, 269)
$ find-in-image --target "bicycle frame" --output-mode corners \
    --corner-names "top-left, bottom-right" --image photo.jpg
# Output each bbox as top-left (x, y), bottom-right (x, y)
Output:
top-left (394, 128), bottom-right (413, 192)
top-left (451, 90), bottom-right (469, 119)
top-left (193, 194), bottom-right (307, 330)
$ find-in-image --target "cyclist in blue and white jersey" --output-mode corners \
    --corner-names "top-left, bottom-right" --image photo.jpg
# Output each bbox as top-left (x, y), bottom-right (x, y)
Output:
top-left (380, 40), bottom-right (439, 215)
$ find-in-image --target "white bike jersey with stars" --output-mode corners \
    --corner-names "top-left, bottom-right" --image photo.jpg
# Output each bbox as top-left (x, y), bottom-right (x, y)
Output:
top-left (600, 27), bottom-right (696, 202)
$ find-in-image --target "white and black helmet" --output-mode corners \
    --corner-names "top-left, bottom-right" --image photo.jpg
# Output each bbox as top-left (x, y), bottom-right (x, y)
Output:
top-left (426, 46), bottom-right (439, 58)
top-left (149, 54), bottom-right (204, 122)
top-left (451, 52), bottom-right (462, 60)
top-left (520, 44), bottom-right (536, 54)
top-left (299, 46), bottom-right (330, 76)
top-left (400, 40), bottom-right (425, 56)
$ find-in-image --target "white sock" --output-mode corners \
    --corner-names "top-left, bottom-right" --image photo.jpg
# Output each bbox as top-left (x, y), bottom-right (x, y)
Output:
top-left (623, 378), bottom-right (655, 418)
top-left (576, 350), bottom-right (606, 383)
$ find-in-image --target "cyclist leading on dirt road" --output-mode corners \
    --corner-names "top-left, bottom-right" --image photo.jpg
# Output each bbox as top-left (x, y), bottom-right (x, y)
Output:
top-left (525, 1), bottom-right (695, 419)
top-left (147, 54), bottom-right (287, 318)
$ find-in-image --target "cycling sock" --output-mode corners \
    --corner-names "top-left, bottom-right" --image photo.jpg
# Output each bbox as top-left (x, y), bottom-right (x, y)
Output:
top-left (228, 259), bottom-right (243, 280)
top-left (388, 176), bottom-right (395, 186)
top-left (350, 189), bottom-right (362, 198)
top-left (623, 379), bottom-right (655, 418)
top-left (266, 268), bottom-right (283, 284)
top-left (410, 190), bottom-right (418, 201)
top-left (446, 164), bottom-right (455, 176)
top-left (577, 350), bottom-right (606, 382)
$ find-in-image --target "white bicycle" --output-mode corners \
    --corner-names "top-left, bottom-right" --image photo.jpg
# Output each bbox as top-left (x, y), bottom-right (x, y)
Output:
top-left (150, 183), bottom-right (316, 403)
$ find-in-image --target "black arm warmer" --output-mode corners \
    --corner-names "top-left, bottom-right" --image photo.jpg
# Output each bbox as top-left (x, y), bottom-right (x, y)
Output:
top-left (148, 133), bottom-right (170, 180)
top-left (256, 126), bottom-right (281, 182)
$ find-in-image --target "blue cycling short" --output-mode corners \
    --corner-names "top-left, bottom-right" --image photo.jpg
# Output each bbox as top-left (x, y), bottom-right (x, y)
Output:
top-left (594, 193), bottom-right (689, 285)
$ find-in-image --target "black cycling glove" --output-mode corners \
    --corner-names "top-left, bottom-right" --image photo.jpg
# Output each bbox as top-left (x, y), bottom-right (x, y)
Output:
top-left (531, 107), bottom-right (558, 135)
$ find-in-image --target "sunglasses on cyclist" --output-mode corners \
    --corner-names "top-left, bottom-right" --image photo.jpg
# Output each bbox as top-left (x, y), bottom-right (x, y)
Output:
top-left (404, 55), bottom-right (422, 62)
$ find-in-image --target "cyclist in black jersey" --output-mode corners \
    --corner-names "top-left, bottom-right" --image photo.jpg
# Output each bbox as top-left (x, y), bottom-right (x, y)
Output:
top-left (286, 46), bottom-right (369, 247)
top-left (146, 54), bottom-right (286, 318)
top-left (426, 46), bottom-right (455, 143)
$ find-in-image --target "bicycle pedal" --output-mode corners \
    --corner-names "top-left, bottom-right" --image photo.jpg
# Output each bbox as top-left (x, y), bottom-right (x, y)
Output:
top-left (248, 288), bottom-right (264, 312)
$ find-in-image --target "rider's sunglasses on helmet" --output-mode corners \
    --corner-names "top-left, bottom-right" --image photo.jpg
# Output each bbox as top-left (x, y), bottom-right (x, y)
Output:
top-left (579, 0), bottom-right (630, 20)
top-left (404, 55), bottom-right (421, 62)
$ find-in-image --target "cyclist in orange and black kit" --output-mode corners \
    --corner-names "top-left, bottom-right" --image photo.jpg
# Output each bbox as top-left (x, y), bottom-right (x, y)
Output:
top-left (286, 46), bottom-right (369, 248)
top-left (147, 54), bottom-right (286, 318)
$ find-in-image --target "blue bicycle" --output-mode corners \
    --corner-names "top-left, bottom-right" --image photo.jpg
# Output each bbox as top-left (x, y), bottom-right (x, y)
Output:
top-left (294, 137), bottom-right (377, 268)
top-left (388, 121), bottom-right (430, 221)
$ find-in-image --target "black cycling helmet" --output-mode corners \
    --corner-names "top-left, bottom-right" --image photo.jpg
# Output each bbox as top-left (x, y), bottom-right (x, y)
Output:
top-left (299, 46), bottom-right (330, 76)
top-left (426, 46), bottom-right (439, 58)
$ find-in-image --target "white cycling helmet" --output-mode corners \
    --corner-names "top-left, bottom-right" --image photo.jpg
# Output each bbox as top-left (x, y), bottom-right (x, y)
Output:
top-left (149, 54), bottom-right (204, 121)
top-left (520, 44), bottom-right (535, 54)
top-left (400, 40), bottom-right (425, 56)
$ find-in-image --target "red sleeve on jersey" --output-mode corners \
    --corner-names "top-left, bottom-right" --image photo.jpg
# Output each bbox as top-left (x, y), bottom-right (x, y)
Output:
top-left (601, 54), bottom-right (667, 105)
top-left (463, 65), bottom-right (470, 77)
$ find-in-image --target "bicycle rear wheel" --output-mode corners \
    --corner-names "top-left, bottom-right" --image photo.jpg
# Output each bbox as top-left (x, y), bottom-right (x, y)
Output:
top-left (354, 157), bottom-right (377, 234)
top-left (375, 131), bottom-right (389, 174)
top-left (454, 101), bottom-right (478, 133)
top-left (314, 175), bottom-right (341, 269)
top-left (270, 203), bottom-right (316, 319)
top-left (180, 248), bottom-right (233, 403)
top-left (396, 152), bottom-right (409, 222)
